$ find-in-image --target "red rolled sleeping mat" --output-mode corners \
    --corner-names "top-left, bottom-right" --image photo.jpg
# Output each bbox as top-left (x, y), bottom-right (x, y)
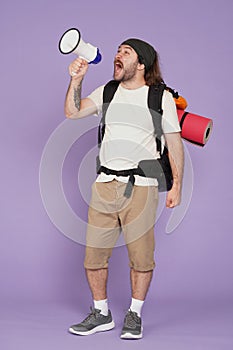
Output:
top-left (177, 109), bottom-right (213, 146)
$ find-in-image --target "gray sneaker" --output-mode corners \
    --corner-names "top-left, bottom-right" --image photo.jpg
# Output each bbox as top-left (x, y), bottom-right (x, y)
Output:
top-left (120, 310), bottom-right (143, 339)
top-left (69, 307), bottom-right (115, 336)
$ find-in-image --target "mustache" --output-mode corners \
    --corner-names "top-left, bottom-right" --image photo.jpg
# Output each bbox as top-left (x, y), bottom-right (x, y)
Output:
top-left (114, 59), bottom-right (123, 68)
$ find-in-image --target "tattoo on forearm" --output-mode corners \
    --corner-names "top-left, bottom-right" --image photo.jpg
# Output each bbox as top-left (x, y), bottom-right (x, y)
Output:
top-left (73, 84), bottom-right (82, 110)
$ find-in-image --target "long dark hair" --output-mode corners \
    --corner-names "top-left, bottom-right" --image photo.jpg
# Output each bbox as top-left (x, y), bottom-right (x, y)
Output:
top-left (144, 52), bottom-right (164, 86)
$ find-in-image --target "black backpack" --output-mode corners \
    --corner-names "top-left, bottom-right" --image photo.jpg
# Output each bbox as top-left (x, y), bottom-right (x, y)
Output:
top-left (96, 80), bottom-right (176, 197)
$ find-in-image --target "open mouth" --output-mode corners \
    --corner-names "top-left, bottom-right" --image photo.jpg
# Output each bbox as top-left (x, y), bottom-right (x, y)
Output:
top-left (114, 60), bottom-right (123, 74)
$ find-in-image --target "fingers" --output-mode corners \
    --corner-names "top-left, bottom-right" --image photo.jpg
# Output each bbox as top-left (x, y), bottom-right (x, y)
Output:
top-left (166, 197), bottom-right (174, 208)
top-left (71, 58), bottom-right (87, 71)
top-left (69, 58), bottom-right (88, 78)
top-left (166, 191), bottom-right (181, 208)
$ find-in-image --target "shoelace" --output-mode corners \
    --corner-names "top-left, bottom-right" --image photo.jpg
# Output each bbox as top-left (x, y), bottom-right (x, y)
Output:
top-left (82, 307), bottom-right (100, 324)
top-left (124, 310), bottom-right (140, 328)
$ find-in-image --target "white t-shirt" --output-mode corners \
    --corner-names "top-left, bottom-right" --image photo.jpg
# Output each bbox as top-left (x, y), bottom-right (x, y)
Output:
top-left (88, 84), bottom-right (181, 186)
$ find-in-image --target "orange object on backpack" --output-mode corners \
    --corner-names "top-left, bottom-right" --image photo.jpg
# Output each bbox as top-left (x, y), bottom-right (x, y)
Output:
top-left (175, 95), bottom-right (188, 110)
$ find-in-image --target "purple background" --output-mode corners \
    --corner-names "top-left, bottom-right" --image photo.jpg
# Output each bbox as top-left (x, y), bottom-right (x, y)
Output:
top-left (1, 0), bottom-right (233, 349)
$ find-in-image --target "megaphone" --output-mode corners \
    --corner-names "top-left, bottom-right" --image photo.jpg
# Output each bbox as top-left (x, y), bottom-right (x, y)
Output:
top-left (58, 28), bottom-right (102, 64)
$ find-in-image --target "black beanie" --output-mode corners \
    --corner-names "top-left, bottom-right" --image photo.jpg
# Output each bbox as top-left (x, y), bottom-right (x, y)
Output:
top-left (121, 38), bottom-right (156, 72)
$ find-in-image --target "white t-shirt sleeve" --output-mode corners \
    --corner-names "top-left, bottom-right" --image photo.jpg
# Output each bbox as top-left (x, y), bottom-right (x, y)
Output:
top-left (87, 85), bottom-right (105, 116)
top-left (161, 90), bottom-right (181, 133)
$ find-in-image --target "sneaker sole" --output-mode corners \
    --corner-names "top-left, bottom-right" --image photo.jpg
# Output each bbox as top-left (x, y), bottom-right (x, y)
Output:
top-left (120, 327), bottom-right (143, 340)
top-left (69, 320), bottom-right (115, 336)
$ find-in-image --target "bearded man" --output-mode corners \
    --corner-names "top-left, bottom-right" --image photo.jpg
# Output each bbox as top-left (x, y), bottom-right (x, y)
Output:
top-left (64, 38), bottom-right (184, 339)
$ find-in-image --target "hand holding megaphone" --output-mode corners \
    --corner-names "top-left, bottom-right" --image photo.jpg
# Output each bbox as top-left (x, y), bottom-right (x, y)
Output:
top-left (68, 57), bottom-right (89, 79)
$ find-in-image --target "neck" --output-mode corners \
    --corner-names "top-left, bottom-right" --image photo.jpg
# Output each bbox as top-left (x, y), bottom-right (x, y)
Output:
top-left (120, 76), bottom-right (146, 90)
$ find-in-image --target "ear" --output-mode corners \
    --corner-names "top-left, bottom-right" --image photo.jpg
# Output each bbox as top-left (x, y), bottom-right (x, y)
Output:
top-left (137, 62), bottom-right (145, 71)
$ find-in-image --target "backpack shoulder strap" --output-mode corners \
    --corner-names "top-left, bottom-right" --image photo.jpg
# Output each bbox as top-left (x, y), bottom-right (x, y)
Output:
top-left (103, 80), bottom-right (120, 104)
top-left (166, 86), bottom-right (179, 99)
top-left (148, 83), bottom-right (166, 154)
top-left (148, 83), bottom-right (166, 115)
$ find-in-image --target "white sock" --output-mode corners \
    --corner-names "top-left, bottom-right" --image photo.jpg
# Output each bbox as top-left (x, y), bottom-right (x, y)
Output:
top-left (94, 299), bottom-right (109, 316)
top-left (129, 298), bottom-right (144, 317)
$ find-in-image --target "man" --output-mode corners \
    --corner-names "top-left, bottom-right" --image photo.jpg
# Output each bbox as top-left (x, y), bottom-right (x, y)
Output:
top-left (64, 38), bottom-right (184, 339)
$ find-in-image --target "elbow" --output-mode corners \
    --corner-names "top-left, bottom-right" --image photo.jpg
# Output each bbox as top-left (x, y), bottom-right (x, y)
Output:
top-left (64, 109), bottom-right (75, 119)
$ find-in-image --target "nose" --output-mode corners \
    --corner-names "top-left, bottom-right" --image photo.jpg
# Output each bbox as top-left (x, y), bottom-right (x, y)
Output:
top-left (115, 52), bottom-right (122, 60)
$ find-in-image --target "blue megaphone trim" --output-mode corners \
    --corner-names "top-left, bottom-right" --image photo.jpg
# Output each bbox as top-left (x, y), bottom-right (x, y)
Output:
top-left (89, 48), bottom-right (102, 64)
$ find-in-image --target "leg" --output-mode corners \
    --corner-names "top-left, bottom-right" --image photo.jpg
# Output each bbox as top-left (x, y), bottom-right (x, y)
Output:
top-left (119, 185), bottom-right (158, 339)
top-left (69, 249), bottom-right (115, 336)
top-left (121, 229), bottom-right (155, 339)
top-left (68, 181), bottom-right (119, 336)
top-left (120, 184), bottom-right (158, 300)
top-left (130, 268), bottom-right (153, 301)
top-left (85, 180), bottom-right (121, 299)
top-left (120, 259), bottom-right (154, 340)
top-left (69, 262), bottom-right (114, 336)
top-left (86, 268), bottom-right (108, 300)
top-left (127, 229), bottom-right (155, 308)
top-left (69, 267), bottom-right (115, 336)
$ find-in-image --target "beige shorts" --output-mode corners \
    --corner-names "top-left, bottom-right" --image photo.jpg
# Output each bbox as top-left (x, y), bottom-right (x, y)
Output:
top-left (84, 180), bottom-right (159, 272)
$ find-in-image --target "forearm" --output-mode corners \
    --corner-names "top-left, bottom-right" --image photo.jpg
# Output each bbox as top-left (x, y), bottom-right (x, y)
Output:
top-left (165, 133), bottom-right (184, 188)
top-left (64, 77), bottom-right (83, 118)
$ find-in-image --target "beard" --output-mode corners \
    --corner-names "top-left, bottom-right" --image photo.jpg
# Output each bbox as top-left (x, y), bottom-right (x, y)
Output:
top-left (113, 59), bottom-right (138, 82)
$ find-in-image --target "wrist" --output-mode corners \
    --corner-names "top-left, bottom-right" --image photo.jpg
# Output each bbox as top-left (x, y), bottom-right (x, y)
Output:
top-left (70, 76), bottom-right (83, 84)
top-left (172, 179), bottom-right (182, 189)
